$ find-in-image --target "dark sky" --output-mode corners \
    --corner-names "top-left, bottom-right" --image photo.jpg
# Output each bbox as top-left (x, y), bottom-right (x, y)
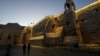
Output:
top-left (0, 0), bottom-right (95, 26)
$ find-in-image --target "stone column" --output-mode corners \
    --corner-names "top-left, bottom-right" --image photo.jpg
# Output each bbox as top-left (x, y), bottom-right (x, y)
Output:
top-left (74, 11), bottom-right (84, 46)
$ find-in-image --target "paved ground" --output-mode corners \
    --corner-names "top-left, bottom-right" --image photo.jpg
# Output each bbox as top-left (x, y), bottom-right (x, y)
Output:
top-left (0, 45), bottom-right (100, 56)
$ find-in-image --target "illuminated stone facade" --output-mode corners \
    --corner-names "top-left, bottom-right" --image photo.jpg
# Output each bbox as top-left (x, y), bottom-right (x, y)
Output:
top-left (30, 11), bottom-right (77, 46)
top-left (30, 1), bottom-right (100, 46)
top-left (0, 23), bottom-right (24, 45)
top-left (76, 1), bottom-right (100, 44)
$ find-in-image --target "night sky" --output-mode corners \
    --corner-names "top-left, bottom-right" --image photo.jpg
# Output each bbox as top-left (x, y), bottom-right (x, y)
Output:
top-left (0, 0), bottom-right (95, 26)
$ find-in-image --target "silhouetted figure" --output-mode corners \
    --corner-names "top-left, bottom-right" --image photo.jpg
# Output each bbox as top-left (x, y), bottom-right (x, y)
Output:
top-left (5, 44), bottom-right (11, 56)
top-left (28, 43), bottom-right (31, 55)
top-left (5, 35), bottom-right (11, 56)
top-left (64, 0), bottom-right (76, 12)
top-left (23, 44), bottom-right (26, 56)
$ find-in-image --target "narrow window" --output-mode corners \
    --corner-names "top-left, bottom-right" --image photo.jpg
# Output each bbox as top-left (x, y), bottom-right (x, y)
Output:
top-left (81, 19), bottom-right (84, 22)
top-left (55, 18), bottom-right (57, 21)
top-left (52, 24), bottom-right (55, 28)
top-left (96, 8), bottom-right (98, 12)
top-left (66, 21), bottom-right (70, 25)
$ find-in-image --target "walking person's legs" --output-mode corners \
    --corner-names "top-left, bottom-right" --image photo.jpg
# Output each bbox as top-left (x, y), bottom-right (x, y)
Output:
top-left (23, 44), bottom-right (26, 56)
top-left (28, 43), bottom-right (31, 56)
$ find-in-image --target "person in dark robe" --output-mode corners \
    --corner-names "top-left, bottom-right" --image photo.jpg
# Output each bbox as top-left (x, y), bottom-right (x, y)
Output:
top-left (23, 43), bottom-right (26, 56)
top-left (28, 43), bottom-right (31, 55)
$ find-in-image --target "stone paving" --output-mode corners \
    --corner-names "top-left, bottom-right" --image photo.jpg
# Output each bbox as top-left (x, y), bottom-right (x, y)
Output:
top-left (0, 45), bottom-right (100, 56)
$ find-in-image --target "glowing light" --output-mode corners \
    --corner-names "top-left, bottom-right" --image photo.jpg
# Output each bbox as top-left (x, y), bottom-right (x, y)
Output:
top-left (30, 36), bottom-right (44, 40)
top-left (97, 0), bottom-right (100, 2)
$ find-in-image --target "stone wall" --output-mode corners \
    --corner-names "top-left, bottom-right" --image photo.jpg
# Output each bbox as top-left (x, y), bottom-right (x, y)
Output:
top-left (62, 11), bottom-right (76, 36)
top-left (32, 16), bottom-right (53, 36)
top-left (30, 11), bottom-right (77, 46)
top-left (77, 2), bottom-right (100, 44)
top-left (31, 1), bottom-right (100, 46)
top-left (30, 39), bottom-right (43, 46)
top-left (0, 23), bottom-right (24, 45)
